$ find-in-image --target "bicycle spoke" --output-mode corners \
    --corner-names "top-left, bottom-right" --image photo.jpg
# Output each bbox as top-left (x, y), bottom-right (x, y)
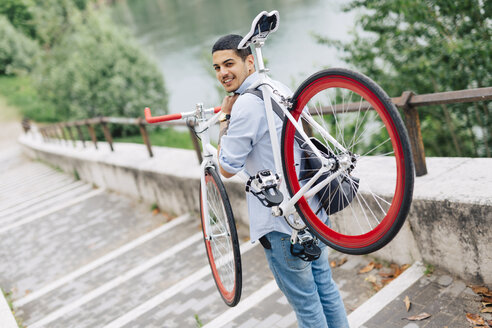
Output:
top-left (361, 137), bottom-right (392, 157)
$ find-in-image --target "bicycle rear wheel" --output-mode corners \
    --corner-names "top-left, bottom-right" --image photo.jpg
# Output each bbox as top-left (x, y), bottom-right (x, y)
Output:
top-left (281, 68), bottom-right (414, 255)
top-left (200, 166), bottom-right (242, 306)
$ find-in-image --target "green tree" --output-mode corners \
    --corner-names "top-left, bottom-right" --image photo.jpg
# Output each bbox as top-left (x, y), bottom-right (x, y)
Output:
top-left (317, 0), bottom-right (491, 157)
top-left (0, 14), bottom-right (39, 75)
top-left (0, 0), bottom-right (36, 38)
top-left (34, 10), bottom-right (168, 135)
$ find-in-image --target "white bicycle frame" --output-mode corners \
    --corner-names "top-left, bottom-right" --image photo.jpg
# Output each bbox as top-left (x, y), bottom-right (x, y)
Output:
top-left (188, 41), bottom-right (352, 236)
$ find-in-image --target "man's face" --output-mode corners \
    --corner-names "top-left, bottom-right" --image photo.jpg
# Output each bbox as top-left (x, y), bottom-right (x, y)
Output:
top-left (212, 50), bottom-right (254, 93)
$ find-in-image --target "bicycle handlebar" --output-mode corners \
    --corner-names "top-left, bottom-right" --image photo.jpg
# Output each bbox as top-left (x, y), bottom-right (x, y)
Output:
top-left (145, 106), bottom-right (222, 124)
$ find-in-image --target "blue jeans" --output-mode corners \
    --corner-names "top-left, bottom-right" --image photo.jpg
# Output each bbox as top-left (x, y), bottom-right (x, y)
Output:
top-left (262, 231), bottom-right (349, 328)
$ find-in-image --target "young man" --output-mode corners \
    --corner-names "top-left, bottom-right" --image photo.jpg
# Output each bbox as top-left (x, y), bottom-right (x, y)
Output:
top-left (213, 34), bottom-right (349, 328)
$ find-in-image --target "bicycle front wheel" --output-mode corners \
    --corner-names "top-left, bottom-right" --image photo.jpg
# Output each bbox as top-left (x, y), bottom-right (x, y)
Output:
top-left (200, 166), bottom-right (242, 306)
top-left (281, 68), bottom-right (414, 255)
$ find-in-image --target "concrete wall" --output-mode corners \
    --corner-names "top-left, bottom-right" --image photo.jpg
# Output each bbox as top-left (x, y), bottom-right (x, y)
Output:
top-left (19, 135), bottom-right (491, 285)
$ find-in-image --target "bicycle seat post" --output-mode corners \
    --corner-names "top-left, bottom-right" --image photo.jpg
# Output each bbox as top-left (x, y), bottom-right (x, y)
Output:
top-left (254, 43), bottom-right (269, 74)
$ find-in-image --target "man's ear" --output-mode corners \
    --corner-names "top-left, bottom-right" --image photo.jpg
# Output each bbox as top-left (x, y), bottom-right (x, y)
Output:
top-left (247, 54), bottom-right (255, 72)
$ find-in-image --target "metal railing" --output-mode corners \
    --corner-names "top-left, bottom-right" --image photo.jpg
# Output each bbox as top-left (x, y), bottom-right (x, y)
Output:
top-left (35, 87), bottom-right (492, 177)
top-left (37, 116), bottom-right (204, 163)
top-left (309, 87), bottom-right (492, 176)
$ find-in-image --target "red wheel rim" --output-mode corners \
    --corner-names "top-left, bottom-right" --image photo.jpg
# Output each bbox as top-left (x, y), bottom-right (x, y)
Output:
top-left (283, 75), bottom-right (407, 249)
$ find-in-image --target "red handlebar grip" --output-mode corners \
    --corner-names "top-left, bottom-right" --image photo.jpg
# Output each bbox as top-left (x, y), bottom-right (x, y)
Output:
top-left (145, 107), bottom-right (183, 123)
top-left (214, 106), bottom-right (222, 113)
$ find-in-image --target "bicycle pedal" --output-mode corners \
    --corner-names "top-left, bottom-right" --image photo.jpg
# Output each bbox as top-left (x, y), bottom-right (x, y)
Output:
top-left (302, 241), bottom-right (321, 260)
top-left (290, 230), bottom-right (321, 262)
top-left (246, 170), bottom-right (284, 207)
top-left (290, 239), bottom-right (321, 262)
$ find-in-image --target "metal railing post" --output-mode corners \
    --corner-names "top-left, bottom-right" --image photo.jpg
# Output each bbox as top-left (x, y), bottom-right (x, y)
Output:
top-left (138, 118), bottom-right (153, 157)
top-left (59, 124), bottom-right (68, 145)
top-left (100, 118), bottom-right (114, 152)
top-left (66, 124), bottom-right (76, 147)
top-left (302, 120), bottom-right (313, 138)
top-left (86, 120), bottom-right (98, 149)
top-left (399, 91), bottom-right (427, 177)
top-left (55, 125), bottom-right (64, 144)
top-left (75, 124), bottom-right (86, 148)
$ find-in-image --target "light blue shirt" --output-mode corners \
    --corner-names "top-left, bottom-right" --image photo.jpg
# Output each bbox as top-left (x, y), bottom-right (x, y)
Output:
top-left (219, 72), bottom-right (296, 242)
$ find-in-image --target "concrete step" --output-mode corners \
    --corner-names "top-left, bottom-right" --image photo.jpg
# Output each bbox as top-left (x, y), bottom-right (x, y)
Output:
top-left (0, 182), bottom-right (93, 223)
top-left (14, 215), bottom-right (198, 325)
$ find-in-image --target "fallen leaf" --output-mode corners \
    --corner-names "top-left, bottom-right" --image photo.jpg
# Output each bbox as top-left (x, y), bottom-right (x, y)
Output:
top-left (470, 285), bottom-right (489, 295)
top-left (401, 263), bottom-right (410, 271)
top-left (378, 270), bottom-right (394, 278)
top-left (466, 313), bottom-right (485, 325)
top-left (364, 274), bottom-right (383, 291)
top-left (487, 320), bottom-right (492, 326)
top-left (481, 307), bottom-right (492, 313)
top-left (381, 277), bottom-right (395, 285)
top-left (391, 263), bottom-right (402, 278)
top-left (405, 312), bottom-right (431, 321)
top-left (152, 208), bottom-right (160, 215)
top-left (404, 295), bottom-right (411, 311)
top-left (330, 257), bottom-right (348, 268)
top-left (481, 296), bottom-right (492, 303)
top-left (359, 262), bottom-right (375, 274)
top-left (374, 262), bottom-right (383, 269)
top-left (338, 257), bottom-right (348, 266)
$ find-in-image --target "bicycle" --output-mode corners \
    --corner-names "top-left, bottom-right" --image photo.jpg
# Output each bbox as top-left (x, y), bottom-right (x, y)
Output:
top-left (145, 10), bottom-right (414, 307)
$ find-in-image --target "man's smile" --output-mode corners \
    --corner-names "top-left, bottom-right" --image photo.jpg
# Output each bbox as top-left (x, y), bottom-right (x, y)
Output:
top-left (223, 77), bottom-right (234, 85)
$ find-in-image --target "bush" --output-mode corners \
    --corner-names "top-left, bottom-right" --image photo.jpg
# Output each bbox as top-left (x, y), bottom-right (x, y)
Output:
top-left (34, 11), bottom-right (168, 134)
top-left (0, 0), bottom-right (36, 38)
top-left (0, 14), bottom-right (39, 75)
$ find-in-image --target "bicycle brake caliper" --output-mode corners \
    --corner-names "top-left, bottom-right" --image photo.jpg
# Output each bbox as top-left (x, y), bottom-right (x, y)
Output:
top-left (245, 169), bottom-right (283, 208)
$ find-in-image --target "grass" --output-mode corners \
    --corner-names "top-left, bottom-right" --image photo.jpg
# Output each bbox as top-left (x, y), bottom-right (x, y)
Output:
top-left (150, 202), bottom-right (159, 212)
top-left (194, 314), bottom-right (204, 327)
top-left (114, 127), bottom-right (197, 150)
top-left (0, 75), bottom-right (57, 123)
top-left (73, 169), bottom-right (80, 181)
top-left (424, 263), bottom-right (435, 276)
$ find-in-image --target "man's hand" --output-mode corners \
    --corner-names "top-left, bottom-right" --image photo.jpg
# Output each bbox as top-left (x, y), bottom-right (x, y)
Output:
top-left (218, 94), bottom-right (239, 179)
top-left (221, 94), bottom-right (239, 114)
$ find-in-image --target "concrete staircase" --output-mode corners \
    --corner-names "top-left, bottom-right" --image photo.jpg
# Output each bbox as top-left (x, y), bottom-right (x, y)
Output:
top-left (1, 143), bottom-right (391, 327)
top-left (0, 150), bottom-right (301, 327)
top-left (4, 136), bottom-right (490, 327)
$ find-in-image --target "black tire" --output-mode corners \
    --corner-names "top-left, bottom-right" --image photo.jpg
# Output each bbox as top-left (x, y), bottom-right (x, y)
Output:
top-left (281, 68), bottom-right (414, 255)
top-left (200, 166), bottom-right (242, 306)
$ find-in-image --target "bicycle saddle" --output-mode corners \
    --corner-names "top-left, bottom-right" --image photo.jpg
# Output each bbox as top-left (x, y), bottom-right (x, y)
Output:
top-left (238, 10), bottom-right (279, 49)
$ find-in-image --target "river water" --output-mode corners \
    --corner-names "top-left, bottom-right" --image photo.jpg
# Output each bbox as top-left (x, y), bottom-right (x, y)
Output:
top-left (111, 0), bottom-right (357, 114)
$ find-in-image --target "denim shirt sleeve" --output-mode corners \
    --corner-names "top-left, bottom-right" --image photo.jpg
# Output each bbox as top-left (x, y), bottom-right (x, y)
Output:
top-left (219, 94), bottom-right (266, 174)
